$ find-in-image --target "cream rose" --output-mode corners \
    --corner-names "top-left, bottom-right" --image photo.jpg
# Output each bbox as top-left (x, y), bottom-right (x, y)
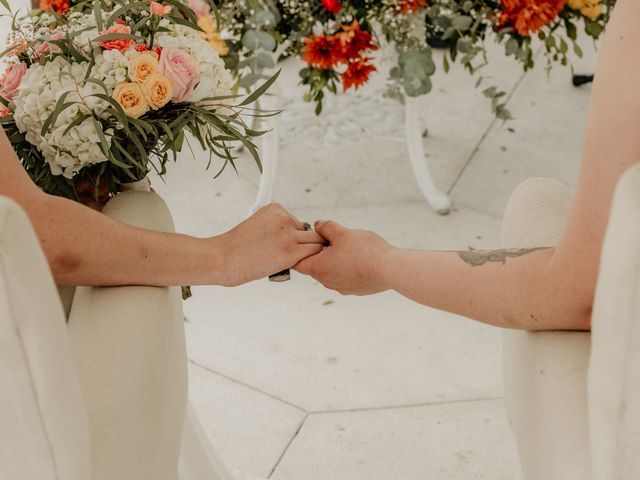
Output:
top-left (128, 52), bottom-right (159, 84)
top-left (113, 82), bottom-right (149, 118)
top-left (141, 74), bottom-right (172, 110)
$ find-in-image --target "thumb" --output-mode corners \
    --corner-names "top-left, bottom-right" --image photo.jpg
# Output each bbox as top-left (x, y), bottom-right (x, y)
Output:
top-left (314, 220), bottom-right (345, 243)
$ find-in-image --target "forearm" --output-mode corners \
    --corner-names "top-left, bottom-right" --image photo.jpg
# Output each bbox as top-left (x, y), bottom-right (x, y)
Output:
top-left (28, 192), bottom-right (225, 287)
top-left (378, 247), bottom-right (591, 330)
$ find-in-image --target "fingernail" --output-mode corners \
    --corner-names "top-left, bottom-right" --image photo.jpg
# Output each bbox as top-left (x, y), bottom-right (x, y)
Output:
top-left (314, 220), bottom-right (324, 228)
top-left (303, 222), bottom-right (312, 231)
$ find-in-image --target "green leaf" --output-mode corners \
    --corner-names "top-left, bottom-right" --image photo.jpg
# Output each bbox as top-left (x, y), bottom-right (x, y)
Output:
top-left (62, 113), bottom-right (93, 137)
top-left (505, 38), bottom-right (519, 56)
top-left (451, 15), bottom-right (472, 31)
top-left (41, 91), bottom-right (74, 136)
top-left (239, 69), bottom-right (280, 106)
top-left (93, 0), bottom-right (103, 31)
top-left (93, 33), bottom-right (146, 44)
top-left (106, 2), bottom-right (154, 28)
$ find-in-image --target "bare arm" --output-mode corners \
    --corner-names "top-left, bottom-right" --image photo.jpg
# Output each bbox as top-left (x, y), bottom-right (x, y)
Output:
top-left (0, 131), bottom-right (323, 287)
top-left (296, 0), bottom-right (640, 331)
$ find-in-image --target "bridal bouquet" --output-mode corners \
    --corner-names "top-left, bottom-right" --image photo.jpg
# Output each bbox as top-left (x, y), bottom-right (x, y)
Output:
top-left (0, 0), bottom-right (276, 200)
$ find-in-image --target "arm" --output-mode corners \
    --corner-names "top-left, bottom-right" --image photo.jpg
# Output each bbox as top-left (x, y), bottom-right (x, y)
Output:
top-left (0, 131), bottom-right (323, 287)
top-left (296, 0), bottom-right (640, 331)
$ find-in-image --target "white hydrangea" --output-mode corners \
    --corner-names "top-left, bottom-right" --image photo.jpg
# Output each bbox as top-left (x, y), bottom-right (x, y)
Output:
top-left (92, 49), bottom-right (132, 90)
top-left (155, 24), bottom-right (233, 103)
top-left (13, 56), bottom-right (112, 179)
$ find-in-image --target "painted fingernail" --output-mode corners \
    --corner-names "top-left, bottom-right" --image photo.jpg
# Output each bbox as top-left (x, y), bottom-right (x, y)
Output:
top-left (303, 222), bottom-right (312, 231)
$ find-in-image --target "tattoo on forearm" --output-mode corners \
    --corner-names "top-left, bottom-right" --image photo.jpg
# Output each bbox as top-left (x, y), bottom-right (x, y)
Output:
top-left (457, 247), bottom-right (550, 267)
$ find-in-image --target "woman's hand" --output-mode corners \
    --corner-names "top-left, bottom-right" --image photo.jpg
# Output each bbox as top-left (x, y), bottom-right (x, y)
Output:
top-left (294, 220), bottom-right (395, 295)
top-left (216, 203), bottom-right (325, 287)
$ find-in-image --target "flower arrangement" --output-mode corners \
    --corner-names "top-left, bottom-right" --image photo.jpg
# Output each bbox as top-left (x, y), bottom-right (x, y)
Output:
top-left (0, 0), bottom-right (277, 200)
top-left (22, 0), bottom-right (618, 121)
top-left (284, 0), bottom-right (615, 116)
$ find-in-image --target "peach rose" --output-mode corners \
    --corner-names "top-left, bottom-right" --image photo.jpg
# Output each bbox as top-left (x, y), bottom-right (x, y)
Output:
top-left (198, 16), bottom-right (230, 56)
top-left (0, 63), bottom-right (27, 100)
top-left (157, 47), bottom-right (200, 103)
top-left (141, 74), bottom-right (172, 110)
top-left (128, 52), bottom-right (159, 83)
top-left (99, 24), bottom-right (135, 52)
top-left (113, 82), bottom-right (149, 118)
top-left (150, 1), bottom-right (172, 16)
top-left (186, 0), bottom-right (211, 18)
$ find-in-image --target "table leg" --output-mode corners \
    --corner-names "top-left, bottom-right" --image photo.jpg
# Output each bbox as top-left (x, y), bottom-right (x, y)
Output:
top-left (404, 95), bottom-right (452, 215)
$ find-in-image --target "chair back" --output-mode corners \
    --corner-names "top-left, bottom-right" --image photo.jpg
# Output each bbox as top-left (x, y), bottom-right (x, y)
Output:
top-left (589, 164), bottom-right (640, 479)
top-left (0, 196), bottom-right (90, 480)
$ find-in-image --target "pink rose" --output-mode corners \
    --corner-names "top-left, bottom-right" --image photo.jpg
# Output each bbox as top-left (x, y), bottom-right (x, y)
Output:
top-left (99, 24), bottom-right (135, 52)
top-left (0, 63), bottom-right (27, 100)
top-left (157, 47), bottom-right (199, 102)
top-left (35, 31), bottom-right (64, 60)
top-left (186, 0), bottom-right (211, 18)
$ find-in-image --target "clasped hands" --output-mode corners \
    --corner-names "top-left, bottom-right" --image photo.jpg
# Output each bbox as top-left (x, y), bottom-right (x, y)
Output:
top-left (223, 202), bottom-right (394, 295)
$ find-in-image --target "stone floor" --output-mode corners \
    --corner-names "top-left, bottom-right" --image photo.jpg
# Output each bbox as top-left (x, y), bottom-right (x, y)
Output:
top-left (151, 34), bottom-right (600, 480)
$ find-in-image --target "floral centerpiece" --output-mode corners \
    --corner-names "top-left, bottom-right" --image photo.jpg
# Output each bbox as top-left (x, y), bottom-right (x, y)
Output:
top-left (281, 0), bottom-right (615, 117)
top-left (0, 0), bottom-right (277, 200)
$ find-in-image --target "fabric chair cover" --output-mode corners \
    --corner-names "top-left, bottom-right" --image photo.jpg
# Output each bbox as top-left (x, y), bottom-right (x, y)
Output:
top-left (0, 196), bottom-right (91, 480)
top-left (589, 164), bottom-right (640, 480)
top-left (501, 178), bottom-right (591, 480)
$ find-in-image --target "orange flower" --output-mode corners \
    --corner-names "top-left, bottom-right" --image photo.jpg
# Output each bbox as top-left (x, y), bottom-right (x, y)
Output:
top-left (341, 58), bottom-right (376, 91)
top-left (397, 0), bottom-right (429, 14)
top-left (499, 0), bottom-right (567, 36)
top-left (39, 0), bottom-right (70, 13)
top-left (150, 1), bottom-right (172, 16)
top-left (336, 21), bottom-right (378, 61)
top-left (302, 34), bottom-right (342, 70)
top-left (99, 24), bottom-right (136, 52)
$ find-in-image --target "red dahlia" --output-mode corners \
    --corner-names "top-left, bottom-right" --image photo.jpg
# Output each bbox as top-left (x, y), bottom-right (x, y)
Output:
top-left (499, 0), bottom-right (567, 36)
top-left (342, 58), bottom-right (377, 91)
top-left (302, 34), bottom-right (343, 70)
top-left (336, 21), bottom-right (378, 62)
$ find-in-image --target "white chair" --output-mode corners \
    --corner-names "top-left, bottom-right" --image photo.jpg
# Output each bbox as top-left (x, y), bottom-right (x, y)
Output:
top-left (501, 164), bottom-right (640, 480)
top-left (0, 191), bottom-right (249, 480)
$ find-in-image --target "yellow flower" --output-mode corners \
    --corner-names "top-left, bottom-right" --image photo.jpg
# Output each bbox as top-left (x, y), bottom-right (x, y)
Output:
top-left (567, 0), bottom-right (602, 19)
top-left (197, 15), bottom-right (230, 56)
top-left (128, 52), bottom-right (159, 84)
top-left (113, 82), bottom-right (149, 118)
top-left (141, 74), bottom-right (173, 110)
top-left (581, 0), bottom-right (603, 19)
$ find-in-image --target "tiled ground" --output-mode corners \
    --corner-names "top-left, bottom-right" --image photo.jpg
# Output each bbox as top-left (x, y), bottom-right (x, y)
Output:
top-left (153, 33), bottom-right (598, 480)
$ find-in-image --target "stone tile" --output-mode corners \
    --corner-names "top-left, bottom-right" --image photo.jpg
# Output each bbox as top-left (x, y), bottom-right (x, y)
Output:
top-left (187, 362), bottom-right (306, 478)
top-left (271, 399), bottom-right (523, 480)
top-left (184, 202), bottom-right (505, 412)
top-left (450, 40), bottom-right (600, 217)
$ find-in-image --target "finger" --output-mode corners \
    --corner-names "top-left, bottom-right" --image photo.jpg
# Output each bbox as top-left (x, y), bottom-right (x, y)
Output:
top-left (295, 243), bottom-right (324, 262)
top-left (314, 220), bottom-right (345, 242)
top-left (290, 216), bottom-right (310, 231)
top-left (296, 229), bottom-right (326, 244)
top-left (294, 252), bottom-right (320, 275)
